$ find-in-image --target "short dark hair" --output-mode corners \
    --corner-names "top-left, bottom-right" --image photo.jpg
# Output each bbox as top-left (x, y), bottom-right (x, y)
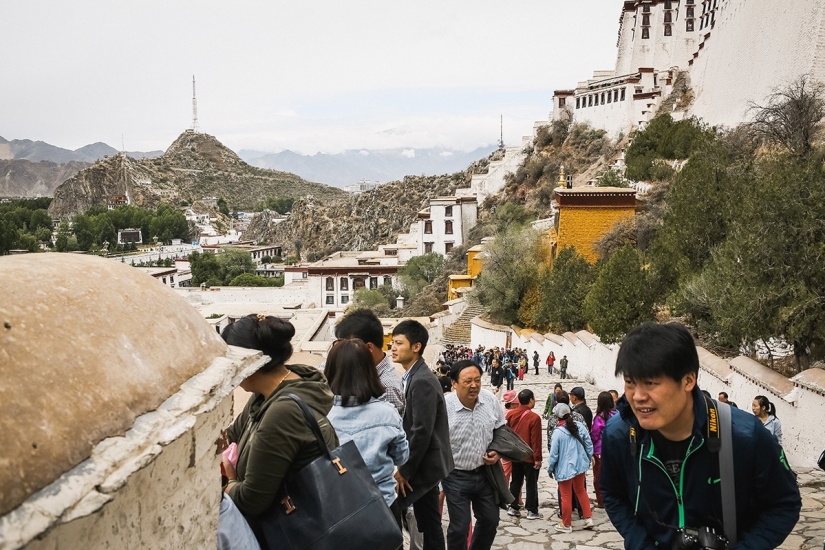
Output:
top-left (335, 308), bottom-right (384, 349)
top-left (556, 390), bottom-right (570, 405)
top-left (325, 338), bottom-right (386, 405)
top-left (221, 314), bottom-right (295, 372)
top-left (718, 391), bottom-right (729, 399)
top-left (615, 322), bottom-right (698, 383)
top-left (450, 359), bottom-right (483, 381)
top-left (392, 319), bottom-right (428, 355)
top-left (518, 389), bottom-right (534, 405)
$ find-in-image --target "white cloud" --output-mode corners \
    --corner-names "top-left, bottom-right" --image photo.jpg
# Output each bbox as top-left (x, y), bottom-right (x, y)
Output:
top-left (401, 149), bottom-right (416, 158)
top-left (359, 150), bottom-right (370, 156)
top-left (439, 151), bottom-right (453, 157)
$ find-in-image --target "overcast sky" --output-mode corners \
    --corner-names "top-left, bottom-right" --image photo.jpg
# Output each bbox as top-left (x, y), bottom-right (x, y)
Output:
top-left (2, 1), bottom-right (620, 155)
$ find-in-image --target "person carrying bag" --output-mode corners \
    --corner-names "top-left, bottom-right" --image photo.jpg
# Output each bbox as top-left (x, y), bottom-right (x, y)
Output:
top-left (260, 393), bottom-right (402, 550)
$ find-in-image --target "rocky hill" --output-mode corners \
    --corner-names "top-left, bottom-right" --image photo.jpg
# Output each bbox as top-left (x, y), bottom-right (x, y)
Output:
top-left (0, 159), bottom-right (91, 197)
top-left (245, 155), bottom-right (494, 258)
top-left (48, 131), bottom-right (347, 219)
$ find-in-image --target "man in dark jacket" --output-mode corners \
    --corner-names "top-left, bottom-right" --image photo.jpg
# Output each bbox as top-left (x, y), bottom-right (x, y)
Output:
top-left (601, 323), bottom-right (801, 549)
top-left (392, 320), bottom-right (454, 550)
top-left (569, 386), bottom-right (593, 431)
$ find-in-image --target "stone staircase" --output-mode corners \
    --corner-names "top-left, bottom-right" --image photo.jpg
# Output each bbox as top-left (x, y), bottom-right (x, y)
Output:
top-left (442, 303), bottom-right (487, 345)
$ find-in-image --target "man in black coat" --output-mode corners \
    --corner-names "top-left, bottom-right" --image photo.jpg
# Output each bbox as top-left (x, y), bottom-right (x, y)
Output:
top-left (392, 320), bottom-right (454, 550)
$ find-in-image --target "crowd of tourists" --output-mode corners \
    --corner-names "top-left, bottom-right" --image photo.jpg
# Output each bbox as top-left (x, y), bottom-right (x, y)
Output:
top-left (215, 310), bottom-right (803, 550)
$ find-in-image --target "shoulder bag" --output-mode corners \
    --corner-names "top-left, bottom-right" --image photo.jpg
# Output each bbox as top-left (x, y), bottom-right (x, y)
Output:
top-left (259, 394), bottom-right (402, 550)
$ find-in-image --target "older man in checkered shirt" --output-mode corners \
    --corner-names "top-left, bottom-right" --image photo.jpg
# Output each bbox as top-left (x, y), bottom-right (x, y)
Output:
top-left (442, 359), bottom-right (505, 550)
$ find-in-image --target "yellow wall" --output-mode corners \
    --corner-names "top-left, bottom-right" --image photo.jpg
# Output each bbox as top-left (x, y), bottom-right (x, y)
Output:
top-left (556, 206), bottom-right (635, 263)
top-left (467, 250), bottom-right (484, 278)
top-left (448, 277), bottom-right (474, 301)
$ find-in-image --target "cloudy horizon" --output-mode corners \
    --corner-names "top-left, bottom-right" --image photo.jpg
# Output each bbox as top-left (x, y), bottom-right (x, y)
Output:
top-left (2, 1), bottom-right (620, 155)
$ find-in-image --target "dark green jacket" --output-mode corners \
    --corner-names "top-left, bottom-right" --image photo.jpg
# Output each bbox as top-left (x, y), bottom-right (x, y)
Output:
top-left (228, 364), bottom-right (338, 521)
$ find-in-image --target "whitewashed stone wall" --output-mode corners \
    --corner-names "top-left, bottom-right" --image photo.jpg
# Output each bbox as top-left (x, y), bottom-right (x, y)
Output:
top-left (689, 0), bottom-right (825, 128)
top-left (2, 347), bottom-right (266, 550)
top-left (470, 318), bottom-right (825, 468)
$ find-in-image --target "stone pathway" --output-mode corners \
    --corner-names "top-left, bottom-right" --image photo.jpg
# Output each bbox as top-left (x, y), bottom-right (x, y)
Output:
top-left (424, 368), bottom-right (825, 549)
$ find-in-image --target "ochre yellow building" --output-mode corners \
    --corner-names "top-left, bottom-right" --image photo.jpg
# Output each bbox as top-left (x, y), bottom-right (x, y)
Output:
top-left (447, 243), bottom-right (487, 300)
top-left (552, 187), bottom-right (636, 263)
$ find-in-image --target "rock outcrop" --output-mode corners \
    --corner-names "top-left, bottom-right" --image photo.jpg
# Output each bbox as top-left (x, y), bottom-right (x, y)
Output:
top-left (48, 131), bottom-right (346, 219)
top-left (0, 159), bottom-right (90, 197)
top-left (245, 156), bottom-right (494, 258)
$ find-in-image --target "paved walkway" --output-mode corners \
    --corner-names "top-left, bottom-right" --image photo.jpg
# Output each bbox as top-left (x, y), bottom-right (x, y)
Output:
top-left (427, 368), bottom-right (825, 549)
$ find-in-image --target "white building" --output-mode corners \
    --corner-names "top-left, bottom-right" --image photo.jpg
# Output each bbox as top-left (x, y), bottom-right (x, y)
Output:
top-left (417, 195), bottom-right (478, 256)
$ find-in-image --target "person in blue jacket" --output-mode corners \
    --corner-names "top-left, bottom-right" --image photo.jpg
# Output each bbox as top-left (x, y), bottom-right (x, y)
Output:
top-left (601, 323), bottom-right (801, 550)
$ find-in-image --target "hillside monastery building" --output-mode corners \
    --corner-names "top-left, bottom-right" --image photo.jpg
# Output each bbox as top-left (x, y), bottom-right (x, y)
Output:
top-left (552, 0), bottom-right (825, 136)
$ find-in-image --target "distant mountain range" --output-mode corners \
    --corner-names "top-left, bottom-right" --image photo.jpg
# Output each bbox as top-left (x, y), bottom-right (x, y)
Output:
top-left (238, 146), bottom-right (497, 187)
top-left (0, 135), bottom-right (163, 164)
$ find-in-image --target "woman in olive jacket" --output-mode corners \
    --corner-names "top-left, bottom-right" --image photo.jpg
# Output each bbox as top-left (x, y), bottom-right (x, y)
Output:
top-left (221, 314), bottom-right (338, 548)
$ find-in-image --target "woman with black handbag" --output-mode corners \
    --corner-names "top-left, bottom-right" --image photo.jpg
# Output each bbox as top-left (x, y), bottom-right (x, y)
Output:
top-left (219, 314), bottom-right (338, 549)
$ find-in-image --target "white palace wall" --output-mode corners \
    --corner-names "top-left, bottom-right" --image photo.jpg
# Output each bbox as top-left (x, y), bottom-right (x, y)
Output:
top-left (470, 318), bottom-right (825, 468)
top-left (689, 0), bottom-right (825, 128)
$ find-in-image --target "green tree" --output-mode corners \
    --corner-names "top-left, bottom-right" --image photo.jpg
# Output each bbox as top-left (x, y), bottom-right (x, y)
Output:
top-left (55, 220), bottom-right (73, 252)
top-left (583, 245), bottom-right (654, 343)
top-left (72, 214), bottom-right (95, 250)
top-left (474, 226), bottom-right (542, 325)
top-left (351, 288), bottom-right (392, 316)
top-left (0, 219), bottom-right (15, 254)
top-left (217, 198), bottom-right (230, 217)
top-left (189, 251), bottom-right (222, 286)
top-left (228, 273), bottom-right (284, 287)
top-left (531, 247), bottom-right (596, 332)
top-left (749, 75), bottom-right (825, 156)
top-left (217, 249), bottom-right (256, 284)
top-left (398, 253), bottom-right (446, 297)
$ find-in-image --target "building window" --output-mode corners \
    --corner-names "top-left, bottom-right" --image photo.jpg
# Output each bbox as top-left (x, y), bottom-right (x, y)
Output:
top-left (621, 88), bottom-right (626, 101)
top-left (664, 10), bottom-right (672, 23)
top-left (340, 277), bottom-right (348, 291)
top-left (607, 90), bottom-right (612, 103)
top-left (445, 220), bottom-right (453, 234)
top-left (614, 89), bottom-right (619, 102)
top-left (353, 277), bottom-right (365, 290)
top-left (642, 27), bottom-right (650, 39)
top-left (687, 6), bottom-right (694, 17)
top-left (559, 97), bottom-right (566, 108)
top-left (326, 295), bottom-right (334, 305)
top-left (576, 97), bottom-right (580, 109)
top-left (601, 92), bottom-right (605, 105)
top-left (424, 220), bottom-right (432, 234)
top-left (642, 4), bottom-right (650, 12)
top-left (162, 277), bottom-right (167, 284)
top-left (664, 24), bottom-right (672, 36)
top-left (326, 277), bottom-right (334, 291)
top-left (445, 206), bottom-right (453, 217)
top-left (588, 95), bottom-right (593, 107)
top-left (445, 242), bottom-right (453, 254)
top-left (686, 19), bottom-right (694, 31)
top-left (341, 295), bottom-right (349, 304)
top-left (424, 242), bottom-right (433, 253)
top-left (370, 277), bottom-right (378, 289)
top-left (302, 271), bottom-right (308, 279)
top-left (383, 276), bottom-right (392, 286)
top-left (170, 276), bottom-right (174, 283)
top-left (642, 14), bottom-right (650, 26)
top-left (665, 0), bottom-right (672, 8)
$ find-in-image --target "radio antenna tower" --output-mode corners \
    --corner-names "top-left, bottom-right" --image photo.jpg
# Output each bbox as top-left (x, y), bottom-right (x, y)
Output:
top-left (191, 75), bottom-right (200, 133)
top-left (497, 115), bottom-right (504, 149)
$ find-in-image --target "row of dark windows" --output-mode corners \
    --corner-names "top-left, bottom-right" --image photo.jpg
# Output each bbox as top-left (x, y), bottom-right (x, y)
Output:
top-left (325, 276), bottom-right (392, 291)
top-left (577, 88), bottom-right (626, 109)
top-left (423, 242), bottom-right (453, 253)
top-left (423, 220), bottom-right (453, 234)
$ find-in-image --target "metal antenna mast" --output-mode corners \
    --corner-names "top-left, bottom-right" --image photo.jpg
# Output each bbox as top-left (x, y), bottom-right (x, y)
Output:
top-left (192, 75), bottom-right (199, 133)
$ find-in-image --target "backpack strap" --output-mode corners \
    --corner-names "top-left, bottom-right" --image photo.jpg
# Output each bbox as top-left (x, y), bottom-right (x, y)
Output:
top-left (716, 400), bottom-right (737, 546)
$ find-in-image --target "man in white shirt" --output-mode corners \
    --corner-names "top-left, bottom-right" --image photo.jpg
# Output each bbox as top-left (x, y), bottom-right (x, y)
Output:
top-left (442, 359), bottom-right (505, 550)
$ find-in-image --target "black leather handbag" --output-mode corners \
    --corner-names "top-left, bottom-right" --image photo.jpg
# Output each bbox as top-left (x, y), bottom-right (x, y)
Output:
top-left (259, 393), bottom-right (403, 550)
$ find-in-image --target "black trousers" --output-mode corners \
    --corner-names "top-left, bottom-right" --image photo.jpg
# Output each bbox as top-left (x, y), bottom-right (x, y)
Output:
top-left (412, 484), bottom-right (445, 550)
top-left (441, 469), bottom-right (500, 550)
top-left (508, 462), bottom-right (539, 513)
